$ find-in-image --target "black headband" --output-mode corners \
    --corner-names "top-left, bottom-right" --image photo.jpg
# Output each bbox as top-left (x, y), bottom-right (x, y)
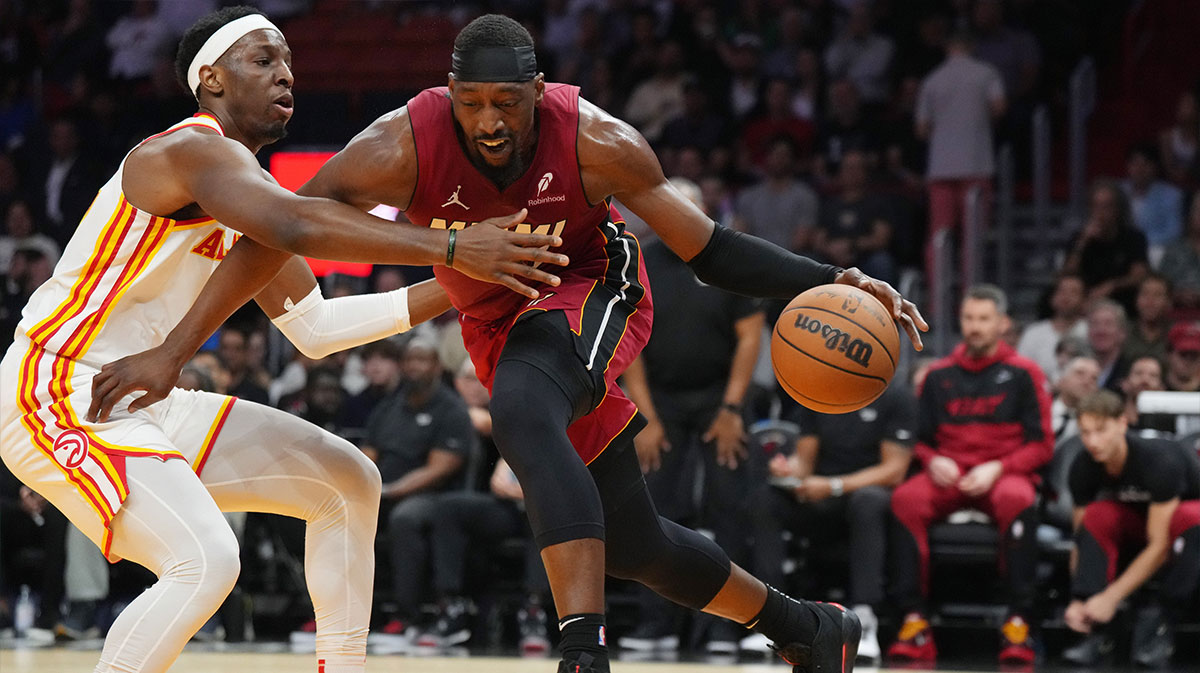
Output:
top-left (451, 45), bottom-right (538, 82)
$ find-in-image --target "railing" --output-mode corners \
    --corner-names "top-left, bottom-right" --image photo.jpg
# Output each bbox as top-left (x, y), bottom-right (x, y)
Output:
top-left (930, 228), bottom-right (954, 357)
top-left (1032, 105), bottom-right (1051, 232)
top-left (963, 183), bottom-right (984, 290)
top-left (1068, 57), bottom-right (1097, 220)
top-left (994, 144), bottom-right (1014, 294)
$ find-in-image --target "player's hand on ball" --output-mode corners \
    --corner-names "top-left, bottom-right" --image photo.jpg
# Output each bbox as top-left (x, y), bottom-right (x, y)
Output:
top-left (834, 267), bottom-right (928, 351)
top-left (88, 345), bottom-right (184, 423)
top-left (452, 209), bottom-right (570, 299)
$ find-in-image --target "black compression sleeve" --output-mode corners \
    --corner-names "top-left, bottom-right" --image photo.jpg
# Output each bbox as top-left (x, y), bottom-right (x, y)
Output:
top-left (686, 224), bottom-right (842, 298)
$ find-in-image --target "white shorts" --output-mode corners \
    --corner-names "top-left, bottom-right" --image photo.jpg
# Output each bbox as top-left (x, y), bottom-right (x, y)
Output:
top-left (0, 336), bottom-right (236, 561)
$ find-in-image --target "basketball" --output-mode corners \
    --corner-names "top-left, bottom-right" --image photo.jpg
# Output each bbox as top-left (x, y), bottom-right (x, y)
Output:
top-left (772, 284), bottom-right (899, 413)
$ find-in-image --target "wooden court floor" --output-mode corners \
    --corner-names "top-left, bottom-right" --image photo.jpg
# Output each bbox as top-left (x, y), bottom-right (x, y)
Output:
top-left (0, 648), bottom-right (806, 672)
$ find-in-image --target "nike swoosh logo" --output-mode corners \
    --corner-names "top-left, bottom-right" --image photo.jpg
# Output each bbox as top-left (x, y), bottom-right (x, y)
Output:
top-left (558, 616), bottom-right (585, 630)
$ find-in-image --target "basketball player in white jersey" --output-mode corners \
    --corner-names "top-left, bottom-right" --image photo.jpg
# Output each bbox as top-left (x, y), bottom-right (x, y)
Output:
top-left (0, 7), bottom-right (569, 673)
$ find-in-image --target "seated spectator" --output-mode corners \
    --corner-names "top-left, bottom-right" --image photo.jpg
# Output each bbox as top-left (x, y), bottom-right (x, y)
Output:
top-left (1016, 274), bottom-right (1088, 385)
top-left (0, 461), bottom-right (67, 641)
top-left (1158, 193), bottom-right (1200, 312)
top-left (722, 33), bottom-right (764, 122)
top-left (659, 77), bottom-right (728, 153)
top-left (291, 366), bottom-right (348, 436)
top-left (0, 200), bottom-right (59, 271)
top-left (622, 41), bottom-right (688, 144)
top-left (105, 0), bottom-right (171, 86)
top-left (1120, 356), bottom-right (1175, 434)
top-left (888, 285), bottom-right (1051, 665)
top-left (1124, 274), bottom-right (1173, 366)
top-left (1053, 356), bottom-right (1101, 441)
top-left (815, 149), bottom-right (897, 283)
top-left (31, 117), bottom-right (106, 248)
top-left (1, 247), bottom-right (53, 352)
top-left (1062, 180), bottom-right (1149, 310)
top-left (421, 458), bottom-right (551, 653)
top-left (1123, 143), bottom-right (1185, 266)
top-left (365, 339), bottom-right (474, 637)
top-left (823, 1), bottom-right (894, 106)
top-left (1087, 299), bottom-right (1132, 393)
top-left (1165, 322), bottom-right (1200, 393)
top-left (761, 5), bottom-right (806, 79)
top-left (1063, 391), bottom-right (1199, 668)
top-left (740, 78), bottom-right (815, 170)
top-left (814, 79), bottom-right (881, 182)
top-left (789, 47), bottom-right (823, 122)
top-left (733, 136), bottom-right (818, 252)
top-left (1158, 91), bottom-right (1198, 187)
top-left (754, 385), bottom-right (915, 662)
top-left (339, 340), bottom-right (403, 445)
top-left (216, 323), bottom-right (269, 405)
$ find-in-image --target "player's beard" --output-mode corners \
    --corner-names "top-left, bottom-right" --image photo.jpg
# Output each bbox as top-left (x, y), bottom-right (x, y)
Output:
top-left (476, 149), bottom-right (526, 190)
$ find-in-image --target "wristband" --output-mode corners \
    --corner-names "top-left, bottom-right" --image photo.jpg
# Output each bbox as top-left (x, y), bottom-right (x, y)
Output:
top-left (721, 402), bottom-right (742, 414)
top-left (446, 229), bottom-right (457, 267)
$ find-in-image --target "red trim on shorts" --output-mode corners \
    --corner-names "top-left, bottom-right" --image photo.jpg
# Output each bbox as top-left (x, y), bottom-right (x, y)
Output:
top-left (193, 397), bottom-right (237, 476)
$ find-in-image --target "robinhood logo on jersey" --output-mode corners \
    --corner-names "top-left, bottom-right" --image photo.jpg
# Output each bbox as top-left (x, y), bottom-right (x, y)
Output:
top-left (791, 312), bottom-right (874, 367)
top-left (528, 172), bottom-right (566, 206)
top-left (429, 217), bottom-right (567, 238)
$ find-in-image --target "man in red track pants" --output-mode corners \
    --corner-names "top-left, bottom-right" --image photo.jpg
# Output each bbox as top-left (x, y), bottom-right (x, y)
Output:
top-left (887, 285), bottom-right (1052, 665)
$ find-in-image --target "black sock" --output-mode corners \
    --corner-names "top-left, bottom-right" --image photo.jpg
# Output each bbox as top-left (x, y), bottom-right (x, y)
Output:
top-left (742, 585), bottom-right (820, 645)
top-left (558, 613), bottom-right (608, 670)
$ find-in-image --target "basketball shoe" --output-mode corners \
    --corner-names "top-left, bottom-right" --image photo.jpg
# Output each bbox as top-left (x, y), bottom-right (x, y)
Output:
top-left (997, 614), bottom-right (1036, 664)
top-left (887, 612), bottom-right (937, 661)
top-left (557, 652), bottom-right (607, 673)
top-left (769, 602), bottom-right (862, 673)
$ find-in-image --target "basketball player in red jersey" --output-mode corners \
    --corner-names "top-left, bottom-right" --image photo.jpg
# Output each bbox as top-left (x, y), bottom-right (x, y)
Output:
top-left (94, 14), bottom-right (926, 673)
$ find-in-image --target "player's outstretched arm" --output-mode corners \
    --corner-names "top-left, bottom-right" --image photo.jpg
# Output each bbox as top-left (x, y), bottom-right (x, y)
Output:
top-left (125, 124), bottom-right (566, 299)
top-left (86, 236), bottom-right (451, 422)
top-left (576, 99), bottom-right (927, 349)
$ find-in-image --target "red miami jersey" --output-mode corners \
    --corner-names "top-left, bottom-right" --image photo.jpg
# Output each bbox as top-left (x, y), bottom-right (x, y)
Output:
top-left (404, 83), bottom-right (653, 463)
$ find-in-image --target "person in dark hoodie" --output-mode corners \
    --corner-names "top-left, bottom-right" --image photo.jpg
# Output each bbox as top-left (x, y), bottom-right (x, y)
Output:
top-left (887, 284), bottom-right (1053, 665)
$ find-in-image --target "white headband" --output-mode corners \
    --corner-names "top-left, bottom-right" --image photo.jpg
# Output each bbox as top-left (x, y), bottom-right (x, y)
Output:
top-left (187, 14), bottom-right (282, 100)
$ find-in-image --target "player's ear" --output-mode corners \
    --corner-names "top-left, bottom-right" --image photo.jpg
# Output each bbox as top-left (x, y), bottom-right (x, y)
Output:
top-left (533, 74), bottom-right (545, 105)
top-left (198, 64), bottom-right (224, 98)
top-left (447, 75), bottom-right (456, 92)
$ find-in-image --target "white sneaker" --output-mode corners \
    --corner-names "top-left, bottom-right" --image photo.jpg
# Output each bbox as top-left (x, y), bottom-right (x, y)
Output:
top-left (853, 605), bottom-right (880, 661)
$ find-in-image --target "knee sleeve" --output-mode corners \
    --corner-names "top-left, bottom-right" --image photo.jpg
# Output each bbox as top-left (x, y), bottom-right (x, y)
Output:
top-left (599, 447), bottom-right (731, 610)
top-left (490, 359), bottom-right (605, 548)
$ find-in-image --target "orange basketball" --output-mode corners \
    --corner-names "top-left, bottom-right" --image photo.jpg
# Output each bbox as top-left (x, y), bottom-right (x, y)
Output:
top-left (771, 284), bottom-right (899, 413)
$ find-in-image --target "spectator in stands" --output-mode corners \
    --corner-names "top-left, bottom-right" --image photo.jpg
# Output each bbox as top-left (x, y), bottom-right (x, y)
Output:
top-left (1063, 390), bottom-right (1199, 668)
top-left (0, 199), bottom-right (59, 271)
top-left (1165, 322), bottom-right (1200, 393)
top-left (762, 5), bottom-right (806, 80)
top-left (31, 117), bottom-right (104, 247)
top-left (740, 78), bottom-right (815, 170)
top-left (623, 41), bottom-right (688, 144)
top-left (723, 33), bottom-right (764, 121)
top-left (755, 385), bottom-right (915, 662)
top-left (1063, 179), bottom-right (1149, 310)
top-left (339, 340), bottom-right (403, 444)
top-left (364, 339), bottom-right (474, 637)
top-left (814, 79), bottom-right (879, 183)
top-left (1053, 355), bottom-right (1101, 441)
top-left (789, 47), bottom-right (823, 122)
top-left (1123, 143), bottom-right (1184, 267)
top-left (1120, 356), bottom-right (1175, 434)
top-left (420, 457), bottom-right (551, 653)
top-left (1123, 274), bottom-right (1173, 366)
top-left (1158, 91), bottom-right (1198, 187)
top-left (916, 31), bottom-right (1005, 314)
top-left (293, 366), bottom-right (348, 436)
top-left (1016, 274), bottom-right (1088, 385)
top-left (888, 285), bottom-right (1051, 665)
top-left (969, 0), bottom-right (1040, 103)
top-left (823, 1), bottom-right (894, 106)
top-left (0, 461), bottom-right (67, 642)
top-left (660, 77), bottom-right (727, 153)
top-left (105, 0), bottom-right (171, 87)
top-left (618, 177), bottom-right (765, 655)
top-left (815, 149), bottom-right (897, 283)
top-left (1158, 192), bottom-right (1200, 312)
top-left (733, 136), bottom-right (818, 252)
top-left (217, 324), bottom-right (270, 405)
top-left (1, 246), bottom-right (52, 351)
top-left (1087, 299), bottom-right (1132, 393)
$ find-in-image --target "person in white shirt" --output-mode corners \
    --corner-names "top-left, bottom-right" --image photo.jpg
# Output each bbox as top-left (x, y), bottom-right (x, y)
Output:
top-left (1017, 274), bottom-right (1088, 384)
top-left (1051, 356), bottom-right (1100, 441)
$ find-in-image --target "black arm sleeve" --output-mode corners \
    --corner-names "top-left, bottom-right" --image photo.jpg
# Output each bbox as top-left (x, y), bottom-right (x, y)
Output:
top-left (686, 224), bottom-right (842, 299)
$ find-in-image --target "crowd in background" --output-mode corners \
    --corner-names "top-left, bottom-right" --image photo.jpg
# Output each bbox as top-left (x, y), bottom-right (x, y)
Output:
top-left (1, 0), bottom-right (1199, 666)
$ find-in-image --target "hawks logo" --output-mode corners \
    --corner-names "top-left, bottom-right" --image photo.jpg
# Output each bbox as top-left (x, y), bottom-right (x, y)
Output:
top-left (52, 429), bottom-right (89, 470)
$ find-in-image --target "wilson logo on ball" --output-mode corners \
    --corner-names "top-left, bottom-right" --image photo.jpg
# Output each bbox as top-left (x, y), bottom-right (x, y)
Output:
top-left (791, 312), bottom-right (874, 367)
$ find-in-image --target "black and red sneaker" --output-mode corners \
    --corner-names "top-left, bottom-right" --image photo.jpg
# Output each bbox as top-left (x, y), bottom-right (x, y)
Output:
top-left (557, 652), bottom-right (608, 673)
top-left (770, 602), bottom-right (862, 673)
top-left (887, 612), bottom-right (937, 662)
